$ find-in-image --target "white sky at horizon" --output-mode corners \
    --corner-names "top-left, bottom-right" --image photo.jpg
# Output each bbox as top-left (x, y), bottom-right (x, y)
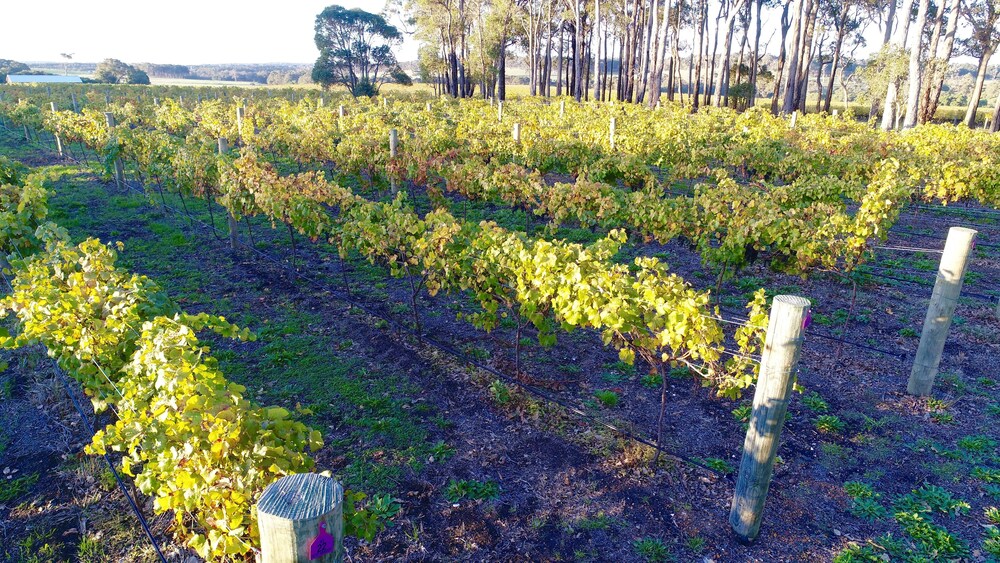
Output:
top-left (0, 1), bottom-right (988, 68)
top-left (1, 1), bottom-right (411, 65)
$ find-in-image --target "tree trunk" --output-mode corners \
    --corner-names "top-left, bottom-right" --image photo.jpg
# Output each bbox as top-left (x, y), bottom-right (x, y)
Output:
top-left (795, 0), bottom-right (818, 113)
top-left (593, 0), bottom-right (602, 101)
top-left (714, 2), bottom-right (744, 107)
top-left (693, 0), bottom-right (707, 110)
top-left (867, 0), bottom-right (898, 119)
top-left (902, 0), bottom-right (930, 128)
top-left (781, 0), bottom-right (803, 114)
top-left (991, 90), bottom-right (1000, 132)
top-left (923, 0), bottom-right (961, 123)
top-left (750, 0), bottom-right (763, 106)
top-left (771, 0), bottom-right (791, 114)
top-left (965, 49), bottom-right (996, 127)
top-left (649, 0), bottom-right (673, 107)
top-left (880, 0), bottom-right (915, 129)
top-left (823, 13), bottom-right (848, 113)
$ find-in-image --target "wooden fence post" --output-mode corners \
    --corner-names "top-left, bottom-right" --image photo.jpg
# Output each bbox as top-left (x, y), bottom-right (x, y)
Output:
top-left (609, 117), bottom-right (616, 150)
top-left (498, 101), bottom-right (504, 122)
top-left (71, 92), bottom-right (79, 113)
top-left (790, 111), bottom-right (797, 128)
top-left (730, 295), bottom-right (811, 543)
top-left (236, 106), bottom-right (245, 143)
top-left (104, 112), bottom-right (125, 190)
top-left (50, 103), bottom-right (63, 156)
top-left (560, 100), bottom-right (565, 118)
top-left (218, 137), bottom-right (240, 251)
top-left (389, 128), bottom-right (399, 194)
top-left (513, 122), bottom-right (521, 144)
top-left (258, 473), bottom-right (344, 563)
top-left (907, 227), bottom-right (978, 396)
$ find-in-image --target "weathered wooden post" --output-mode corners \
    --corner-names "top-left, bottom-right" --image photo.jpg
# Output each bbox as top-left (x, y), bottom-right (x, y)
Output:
top-left (71, 92), bottom-right (79, 113)
top-left (46, 85), bottom-right (52, 96)
top-left (258, 473), bottom-right (344, 563)
top-left (609, 117), bottom-right (617, 150)
top-left (559, 100), bottom-right (565, 118)
top-left (426, 102), bottom-right (431, 112)
top-left (513, 122), bottom-right (521, 144)
top-left (832, 109), bottom-right (838, 117)
top-left (730, 295), bottom-right (811, 543)
top-left (218, 137), bottom-right (240, 251)
top-left (153, 97), bottom-right (159, 106)
top-left (389, 128), bottom-right (399, 194)
top-left (236, 106), bottom-right (245, 143)
top-left (105, 91), bottom-right (111, 106)
top-left (382, 97), bottom-right (387, 109)
top-left (50, 103), bottom-right (63, 156)
top-left (318, 97), bottom-right (324, 108)
top-left (790, 111), bottom-right (798, 128)
top-left (907, 227), bottom-right (978, 396)
top-left (104, 112), bottom-right (125, 190)
top-left (498, 101), bottom-right (504, 122)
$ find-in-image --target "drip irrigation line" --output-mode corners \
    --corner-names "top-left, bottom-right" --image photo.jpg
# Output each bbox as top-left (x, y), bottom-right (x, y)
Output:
top-left (855, 268), bottom-right (998, 303)
top-left (873, 245), bottom-right (943, 254)
top-left (0, 269), bottom-right (167, 563)
top-left (887, 229), bottom-right (946, 241)
top-left (856, 270), bottom-right (935, 288)
top-left (805, 331), bottom-right (910, 360)
top-left (110, 164), bottom-right (734, 482)
top-left (911, 203), bottom-right (1000, 219)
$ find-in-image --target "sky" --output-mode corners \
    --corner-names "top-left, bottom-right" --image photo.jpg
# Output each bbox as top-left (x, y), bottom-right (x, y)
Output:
top-left (1, 1), bottom-right (986, 69)
top-left (1, 0), bottom-right (416, 65)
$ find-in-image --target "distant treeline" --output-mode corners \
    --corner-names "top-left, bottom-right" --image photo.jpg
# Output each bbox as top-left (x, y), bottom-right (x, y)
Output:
top-left (23, 61), bottom-right (312, 85)
top-left (136, 63), bottom-right (313, 85)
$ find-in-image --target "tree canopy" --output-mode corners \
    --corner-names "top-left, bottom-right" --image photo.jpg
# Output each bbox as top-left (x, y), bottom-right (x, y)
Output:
top-left (0, 60), bottom-right (31, 82)
top-left (93, 59), bottom-right (150, 85)
top-left (312, 5), bottom-right (412, 96)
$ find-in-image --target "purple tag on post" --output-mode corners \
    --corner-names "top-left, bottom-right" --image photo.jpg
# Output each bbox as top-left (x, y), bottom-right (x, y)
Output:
top-left (802, 310), bottom-right (812, 330)
top-left (308, 521), bottom-right (335, 560)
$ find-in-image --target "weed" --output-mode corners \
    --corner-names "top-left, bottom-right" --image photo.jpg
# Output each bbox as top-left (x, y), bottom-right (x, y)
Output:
top-left (633, 538), bottom-right (673, 562)
top-left (593, 390), bottom-right (620, 408)
top-left (815, 415), bottom-right (845, 434)
top-left (488, 380), bottom-right (511, 405)
top-left (428, 441), bottom-right (456, 463)
top-left (894, 512), bottom-right (968, 559)
top-left (985, 506), bottom-right (1000, 525)
top-left (898, 327), bottom-right (918, 338)
top-left (802, 391), bottom-right (829, 413)
top-left (686, 536), bottom-right (705, 553)
top-left (957, 435), bottom-right (996, 455)
top-left (972, 467), bottom-right (1000, 484)
top-left (732, 404), bottom-right (751, 429)
top-left (698, 457), bottom-right (735, 474)
top-left (566, 512), bottom-right (616, 532)
top-left (851, 497), bottom-right (889, 521)
top-left (640, 372), bottom-right (662, 388)
top-left (988, 403), bottom-right (1000, 417)
top-left (0, 472), bottom-right (39, 502)
top-left (896, 484), bottom-right (970, 516)
top-left (77, 534), bottom-right (106, 562)
top-left (930, 412), bottom-right (954, 424)
top-left (13, 527), bottom-right (60, 563)
top-left (833, 542), bottom-right (885, 562)
top-left (844, 481), bottom-right (877, 499)
top-left (985, 526), bottom-right (1000, 557)
top-left (443, 478), bottom-right (500, 503)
